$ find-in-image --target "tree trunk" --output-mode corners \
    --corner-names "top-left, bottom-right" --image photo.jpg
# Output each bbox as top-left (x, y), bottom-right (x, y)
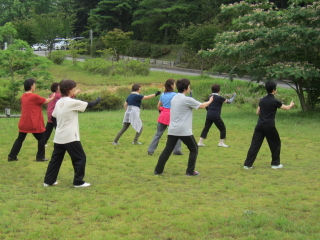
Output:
top-left (295, 78), bottom-right (308, 111)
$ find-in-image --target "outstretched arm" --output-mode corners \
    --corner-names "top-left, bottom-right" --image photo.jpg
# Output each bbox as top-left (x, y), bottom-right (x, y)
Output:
top-left (44, 93), bottom-right (56, 104)
top-left (86, 97), bottom-right (101, 109)
top-left (142, 91), bottom-right (161, 100)
top-left (225, 92), bottom-right (236, 104)
top-left (198, 95), bottom-right (214, 109)
top-left (280, 101), bottom-right (294, 110)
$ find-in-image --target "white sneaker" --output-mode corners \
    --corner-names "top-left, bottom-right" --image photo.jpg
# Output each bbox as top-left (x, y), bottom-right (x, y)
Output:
top-left (198, 143), bottom-right (205, 147)
top-left (243, 166), bottom-right (253, 169)
top-left (271, 164), bottom-right (283, 169)
top-left (43, 181), bottom-right (58, 187)
top-left (112, 142), bottom-right (119, 145)
top-left (218, 142), bottom-right (229, 147)
top-left (74, 182), bottom-right (91, 188)
top-left (132, 142), bottom-right (142, 145)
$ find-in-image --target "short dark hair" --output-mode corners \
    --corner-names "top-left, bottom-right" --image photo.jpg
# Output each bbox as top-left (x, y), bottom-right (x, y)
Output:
top-left (24, 78), bottom-right (36, 91)
top-left (176, 78), bottom-right (190, 93)
top-left (265, 81), bottom-right (277, 93)
top-left (59, 79), bottom-right (76, 96)
top-left (132, 83), bottom-right (141, 92)
top-left (50, 82), bottom-right (59, 93)
top-left (164, 79), bottom-right (175, 92)
top-left (211, 84), bottom-right (220, 93)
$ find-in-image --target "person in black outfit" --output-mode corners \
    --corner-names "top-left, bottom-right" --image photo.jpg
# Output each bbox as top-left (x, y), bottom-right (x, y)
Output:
top-left (243, 81), bottom-right (294, 169)
top-left (198, 84), bottom-right (236, 148)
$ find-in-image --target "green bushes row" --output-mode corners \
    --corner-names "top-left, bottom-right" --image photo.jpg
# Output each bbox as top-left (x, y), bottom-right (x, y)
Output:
top-left (125, 41), bottom-right (171, 58)
top-left (83, 58), bottom-right (150, 77)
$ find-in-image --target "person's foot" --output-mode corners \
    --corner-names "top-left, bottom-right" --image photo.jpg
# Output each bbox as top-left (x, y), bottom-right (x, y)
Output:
top-left (8, 157), bottom-right (18, 162)
top-left (154, 171), bottom-right (162, 176)
top-left (74, 182), bottom-right (90, 188)
top-left (186, 171), bottom-right (200, 176)
top-left (218, 142), bottom-right (229, 147)
top-left (43, 181), bottom-right (58, 187)
top-left (173, 152), bottom-right (183, 155)
top-left (148, 151), bottom-right (153, 155)
top-left (243, 166), bottom-right (253, 169)
top-left (112, 142), bottom-right (119, 145)
top-left (198, 143), bottom-right (205, 147)
top-left (271, 164), bottom-right (283, 169)
top-left (36, 158), bottom-right (49, 162)
top-left (132, 142), bottom-right (142, 145)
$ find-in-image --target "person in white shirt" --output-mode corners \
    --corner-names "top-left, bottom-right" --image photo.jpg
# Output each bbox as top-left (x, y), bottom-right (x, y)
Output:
top-left (43, 79), bottom-right (101, 188)
top-left (154, 78), bottom-right (214, 176)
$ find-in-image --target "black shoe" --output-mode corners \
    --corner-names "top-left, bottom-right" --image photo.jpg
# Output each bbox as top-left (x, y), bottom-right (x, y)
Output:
top-left (173, 152), bottom-right (183, 155)
top-left (8, 157), bottom-right (18, 162)
top-left (36, 158), bottom-right (49, 162)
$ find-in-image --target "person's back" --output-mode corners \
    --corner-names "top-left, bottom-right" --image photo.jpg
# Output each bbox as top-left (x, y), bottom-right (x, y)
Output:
top-left (257, 94), bottom-right (282, 126)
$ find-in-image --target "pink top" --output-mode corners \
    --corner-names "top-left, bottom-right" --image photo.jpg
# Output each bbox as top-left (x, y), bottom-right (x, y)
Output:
top-left (47, 92), bottom-right (61, 123)
top-left (157, 107), bottom-right (170, 125)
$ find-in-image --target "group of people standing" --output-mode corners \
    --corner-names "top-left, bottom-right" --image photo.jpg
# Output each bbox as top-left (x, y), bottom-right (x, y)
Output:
top-left (7, 77), bottom-right (294, 187)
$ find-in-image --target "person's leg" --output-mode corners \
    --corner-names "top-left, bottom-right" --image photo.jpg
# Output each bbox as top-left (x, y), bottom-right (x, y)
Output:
top-left (33, 132), bottom-right (46, 159)
top-left (133, 126), bottom-right (143, 143)
top-left (44, 143), bottom-right (66, 185)
top-left (8, 132), bottom-right (27, 159)
top-left (173, 139), bottom-right (183, 155)
top-left (65, 141), bottom-right (87, 186)
top-left (214, 118), bottom-right (227, 146)
top-left (199, 119), bottom-right (214, 145)
top-left (264, 126), bottom-right (281, 166)
top-left (113, 122), bottom-right (130, 143)
top-left (148, 123), bottom-right (167, 154)
top-left (243, 125), bottom-right (265, 167)
top-left (154, 135), bottom-right (179, 174)
top-left (44, 122), bottom-right (54, 144)
top-left (180, 135), bottom-right (198, 174)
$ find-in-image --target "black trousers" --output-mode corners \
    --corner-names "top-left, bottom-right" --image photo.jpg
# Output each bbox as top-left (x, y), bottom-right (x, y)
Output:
top-left (244, 125), bottom-right (281, 167)
top-left (44, 122), bottom-right (56, 144)
top-left (155, 135), bottom-right (198, 175)
top-left (200, 118), bottom-right (226, 139)
top-left (44, 141), bottom-right (86, 185)
top-left (8, 132), bottom-right (45, 159)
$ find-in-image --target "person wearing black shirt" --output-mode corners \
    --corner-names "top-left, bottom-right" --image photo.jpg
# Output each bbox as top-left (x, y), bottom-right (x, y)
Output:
top-left (198, 84), bottom-right (236, 148)
top-left (243, 81), bottom-right (294, 169)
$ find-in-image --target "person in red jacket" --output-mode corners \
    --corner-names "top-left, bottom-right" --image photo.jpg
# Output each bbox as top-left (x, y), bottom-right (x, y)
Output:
top-left (8, 78), bottom-right (55, 162)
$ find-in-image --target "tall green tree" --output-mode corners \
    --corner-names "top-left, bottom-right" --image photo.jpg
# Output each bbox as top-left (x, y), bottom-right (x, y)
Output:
top-left (29, 11), bottom-right (75, 52)
top-left (0, 39), bottom-right (52, 108)
top-left (200, 0), bottom-right (320, 111)
top-left (88, 0), bottom-right (138, 35)
top-left (101, 28), bottom-right (133, 61)
top-left (132, 0), bottom-right (190, 43)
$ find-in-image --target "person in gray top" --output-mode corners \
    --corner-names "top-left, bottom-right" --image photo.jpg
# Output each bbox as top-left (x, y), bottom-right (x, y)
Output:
top-left (154, 78), bottom-right (214, 176)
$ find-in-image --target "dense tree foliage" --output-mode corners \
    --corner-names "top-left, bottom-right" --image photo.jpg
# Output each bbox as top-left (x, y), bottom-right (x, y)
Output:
top-left (199, 0), bottom-right (320, 111)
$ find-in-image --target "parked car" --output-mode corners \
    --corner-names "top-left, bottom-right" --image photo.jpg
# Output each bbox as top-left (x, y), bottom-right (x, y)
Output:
top-left (31, 43), bottom-right (48, 51)
top-left (54, 40), bottom-right (70, 50)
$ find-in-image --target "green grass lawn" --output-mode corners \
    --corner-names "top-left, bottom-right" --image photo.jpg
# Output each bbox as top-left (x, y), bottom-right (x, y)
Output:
top-left (1, 106), bottom-right (320, 239)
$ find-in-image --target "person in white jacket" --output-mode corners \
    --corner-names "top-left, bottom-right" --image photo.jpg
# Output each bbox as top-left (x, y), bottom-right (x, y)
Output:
top-left (43, 79), bottom-right (101, 188)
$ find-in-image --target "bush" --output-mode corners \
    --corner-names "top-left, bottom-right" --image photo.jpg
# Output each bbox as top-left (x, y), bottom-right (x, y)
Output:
top-left (125, 41), bottom-right (151, 57)
top-left (77, 91), bottom-right (123, 111)
top-left (84, 58), bottom-right (150, 77)
top-left (47, 51), bottom-right (66, 65)
top-left (83, 58), bottom-right (113, 75)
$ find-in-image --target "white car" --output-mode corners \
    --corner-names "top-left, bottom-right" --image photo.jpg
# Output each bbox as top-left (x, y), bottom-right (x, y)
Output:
top-left (55, 40), bottom-right (70, 50)
top-left (31, 43), bottom-right (48, 51)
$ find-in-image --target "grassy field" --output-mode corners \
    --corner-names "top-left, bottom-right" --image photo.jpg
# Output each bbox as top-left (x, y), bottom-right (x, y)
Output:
top-left (1, 60), bottom-right (319, 239)
top-left (1, 105), bottom-right (320, 239)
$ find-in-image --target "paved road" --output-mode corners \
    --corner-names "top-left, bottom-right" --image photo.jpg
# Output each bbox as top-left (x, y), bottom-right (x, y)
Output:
top-left (34, 50), bottom-right (294, 89)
